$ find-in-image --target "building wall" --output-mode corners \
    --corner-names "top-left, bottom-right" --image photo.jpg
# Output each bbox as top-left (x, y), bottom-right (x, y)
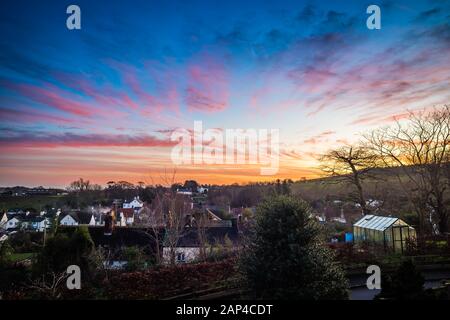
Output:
top-left (162, 247), bottom-right (200, 264)
top-left (6, 218), bottom-right (20, 229)
top-left (33, 221), bottom-right (46, 232)
top-left (60, 215), bottom-right (78, 226)
top-left (123, 199), bottom-right (143, 209)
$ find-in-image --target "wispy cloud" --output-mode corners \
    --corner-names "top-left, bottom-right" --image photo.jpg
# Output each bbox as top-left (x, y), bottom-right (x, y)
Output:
top-left (0, 132), bottom-right (175, 148)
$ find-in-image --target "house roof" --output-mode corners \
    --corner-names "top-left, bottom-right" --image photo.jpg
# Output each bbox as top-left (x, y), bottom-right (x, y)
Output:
top-left (61, 211), bottom-right (93, 224)
top-left (171, 226), bottom-right (240, 247)
top-left (354, 214), bottom-right (408, 231)
top-left (206, 209), bottom-right (223, 220)
top-left (86, 226), bottom-right (164, 254)
top-left (7, 216), bottom-right (22, 222)
top-left (119, 208), bottom-right (134, 218)
top-left (125, 197), bottom-right (143, 204)
top-left (6, 212), bottom-right (26, 220)
top-left (22, 216), bottom-right (46, 223)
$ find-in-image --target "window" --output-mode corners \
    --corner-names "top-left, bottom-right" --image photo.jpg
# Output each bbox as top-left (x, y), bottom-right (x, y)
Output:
top-left (176, 252), bottom-right (186, 263)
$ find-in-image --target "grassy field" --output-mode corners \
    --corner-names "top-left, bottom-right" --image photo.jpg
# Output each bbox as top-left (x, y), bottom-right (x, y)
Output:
top-left (10, 252), bottom-right (34, 262)
top-left (291, 168), bottom-right (407, 199)
top-left (0, 195), bottom-right (67, 212)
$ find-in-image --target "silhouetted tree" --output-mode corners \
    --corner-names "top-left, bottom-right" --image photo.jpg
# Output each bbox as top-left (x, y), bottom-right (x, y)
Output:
top-left (375, 260), bottom-right (426, 300)
top-left (240, 195), bottom-right (348, 299)
top-left (366, 106), bottom-right (450, 233)
top-left (319, 145), bottom-right (379, 214)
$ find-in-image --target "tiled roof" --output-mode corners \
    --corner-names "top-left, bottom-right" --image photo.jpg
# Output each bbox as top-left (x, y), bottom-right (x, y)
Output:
top-left (119, 208), bottom-right (134, 218)
top-left (61, 211), bottom-right (93, 224)
top-left (170, 226), bottom-right (240, 247)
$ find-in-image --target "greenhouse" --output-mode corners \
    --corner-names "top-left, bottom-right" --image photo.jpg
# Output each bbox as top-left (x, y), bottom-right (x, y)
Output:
top-left (353, 215), bottom-right (416, 253)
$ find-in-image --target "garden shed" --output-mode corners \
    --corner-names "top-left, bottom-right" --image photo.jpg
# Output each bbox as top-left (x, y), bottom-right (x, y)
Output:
top-left (353, 215), bottom-right (416, 253)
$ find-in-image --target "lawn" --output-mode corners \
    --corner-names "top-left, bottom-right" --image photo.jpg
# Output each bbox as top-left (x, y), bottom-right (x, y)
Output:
top-left (10, 252), bottom-right (34, 262)
top-left (0, 195), bottom-right (66, 212)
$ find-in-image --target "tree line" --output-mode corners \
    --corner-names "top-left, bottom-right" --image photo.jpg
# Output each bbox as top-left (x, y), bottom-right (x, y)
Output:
top-left (320, 106), bottom-right (449, 235)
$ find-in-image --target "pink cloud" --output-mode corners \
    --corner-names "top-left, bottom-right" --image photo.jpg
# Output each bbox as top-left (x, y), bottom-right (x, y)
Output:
top-left (0, 132), bottom-right (176, 149)
top-left (9, 82), bottom-right (94, 117)
top-left (54, 72), bottom-right (141, 111)
top-left (185, 55), bottom-right (229, 112)
top-left (0, 107), bottom-right (74, 124)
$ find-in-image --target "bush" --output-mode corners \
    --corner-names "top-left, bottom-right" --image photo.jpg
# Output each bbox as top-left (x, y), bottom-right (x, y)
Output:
top-left (0, 241), bottom-right (30, 297)
top-left (8, 232), bottom-right (42, 253)
top-left (120, 246), bottom-right (149, 271)
top-left (375, 260), bottom-right (426, 300)
top-left (104, 259), bottom-right (237, 299)
top-left (240, 195), bottom-right (348, 299)
top-left (33, 226), bottom-right (94, 275)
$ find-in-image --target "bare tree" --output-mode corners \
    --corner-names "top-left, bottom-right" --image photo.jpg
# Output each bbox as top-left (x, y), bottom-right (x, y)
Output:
top-left (134, 204), bottom-right (164, 266)
top-left (86, 246), bottom-right (113, 282)
top-left (164, 193), bottom-right (189, 265)
top-left (27, 271), bottom-right (67, 300)
top-left (196, 212), bottom-right (209, 262)
top-left (67, 178), bottom-right (92, 192)
top-left (138, 170), bottom-right (189, 265)
top-left (319, 145), bottom-right (379, 214)
top-left (365, 106), bottom-right (450, 234)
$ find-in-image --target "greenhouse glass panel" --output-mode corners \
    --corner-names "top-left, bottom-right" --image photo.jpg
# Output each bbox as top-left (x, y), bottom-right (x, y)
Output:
top-left (353, 215), bottom-right (416, 253)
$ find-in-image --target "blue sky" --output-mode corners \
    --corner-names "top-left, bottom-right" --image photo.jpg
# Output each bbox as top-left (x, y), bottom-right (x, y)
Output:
top-left (0, 0), bottom-right (449, 186)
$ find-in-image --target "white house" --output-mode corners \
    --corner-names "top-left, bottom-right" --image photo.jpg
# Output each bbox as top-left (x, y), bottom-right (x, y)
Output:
top-left (123, 196), bottom-right (144, 209)
top-left (118, 208), bottom-right (135, 226)
top-left (103, 260), bottom-right (128, 270)
top-left (162, 225), bottom-right (239, 264)
top-left (176, 189), bottom-right (193, 196)
top-left (34, 219), bottom-right (48, 232)
top-left (197, 186), bottom-right (208, 194)
top-left (331, 216), bottom-right (347, 224)
top-left (26, 217), bottom-right (49, 232)
top-left (115, 211), bottom-right (127, 227)
top-left (163, 247), bottom-right (199, 264)
top-left (60, 212), bottom-right (96, 226)
top-left (6, 217), bottom-right (21, 230)
top-left (60, 215), bottom-right (78, 226)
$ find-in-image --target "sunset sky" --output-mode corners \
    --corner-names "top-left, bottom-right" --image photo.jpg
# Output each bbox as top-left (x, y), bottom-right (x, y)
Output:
top-left (0, 0), bottom-right (449, 187)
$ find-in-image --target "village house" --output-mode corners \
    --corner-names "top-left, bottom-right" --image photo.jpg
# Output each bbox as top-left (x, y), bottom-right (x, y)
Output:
top-left (5, 216), bottom-right (21, 230)
top-left (2, 209), bottom-right (58, 233)
top-left (115, 210), bottom-right (127, 226)
top-left (7, 209), bottom-right (25, 216)
top-left (176, 188), bottom-right (193, 196)
top-left (197, 186), bottom-right (208, 194)
top-left (162, 222), bottom-right (240, 264)
top-left (118, 208), bottom-right (135, 226)
top-left (60, 212), bottom-right (96, 226)
top-left (21, 216), bottom-right (49, 232)
top-left (123, 196), bottom-right (144, 209)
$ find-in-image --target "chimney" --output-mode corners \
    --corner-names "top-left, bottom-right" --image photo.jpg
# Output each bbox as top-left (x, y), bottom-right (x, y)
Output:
top-left (104, 211), bottom-right (115, 236)
top-left (231, 217), bottom-right (238, 231)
